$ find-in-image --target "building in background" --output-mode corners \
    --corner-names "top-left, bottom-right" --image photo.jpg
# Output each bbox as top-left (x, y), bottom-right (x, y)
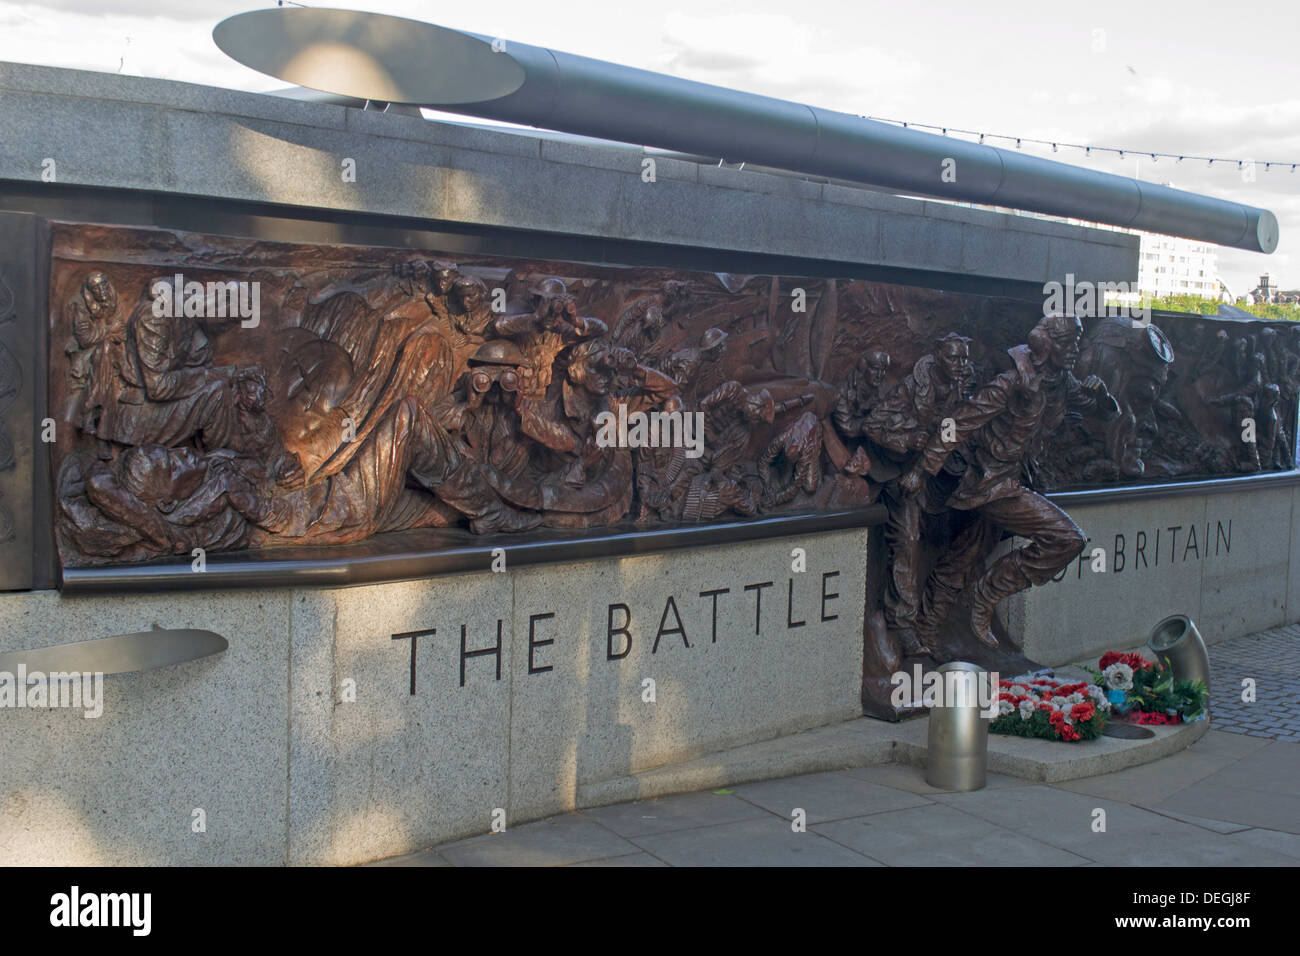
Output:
top-left (959, 198), bottom-right (1229, 304)
top-left (1137, 232), bottom-right (1224, 300)
top-left (1245, 274), bottom-right (1300, 305)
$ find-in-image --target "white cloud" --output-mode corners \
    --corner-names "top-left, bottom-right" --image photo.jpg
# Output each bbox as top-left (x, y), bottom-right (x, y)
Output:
top-left (656, 11), bottom-right (923, 113)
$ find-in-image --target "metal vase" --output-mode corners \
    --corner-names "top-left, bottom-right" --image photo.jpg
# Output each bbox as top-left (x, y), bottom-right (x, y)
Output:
top-left (925, 661), bottom-right (990, 792)
top-left (1146, 615), bottom-right (1211, 693)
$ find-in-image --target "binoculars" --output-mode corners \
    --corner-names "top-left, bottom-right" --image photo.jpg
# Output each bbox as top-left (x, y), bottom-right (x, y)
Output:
top-left (469, 367), bottom-right (520, 394)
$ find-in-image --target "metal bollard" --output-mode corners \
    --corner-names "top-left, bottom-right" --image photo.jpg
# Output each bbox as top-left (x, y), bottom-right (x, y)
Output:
top-left (925, 661), bottom-right (990, 791)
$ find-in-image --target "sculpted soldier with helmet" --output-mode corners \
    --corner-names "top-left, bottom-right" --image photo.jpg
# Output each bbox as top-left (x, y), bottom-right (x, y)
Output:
top-left (899, 314), bottom-right (1121, 651)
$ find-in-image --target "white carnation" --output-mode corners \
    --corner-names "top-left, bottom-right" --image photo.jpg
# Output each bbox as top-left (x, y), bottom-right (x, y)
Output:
top-left (1103, 662), bottom-right (1134, 691)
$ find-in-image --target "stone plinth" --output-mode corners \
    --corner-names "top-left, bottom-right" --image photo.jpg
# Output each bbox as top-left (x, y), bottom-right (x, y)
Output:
top-left (0, 529), bottom-right (866, 865)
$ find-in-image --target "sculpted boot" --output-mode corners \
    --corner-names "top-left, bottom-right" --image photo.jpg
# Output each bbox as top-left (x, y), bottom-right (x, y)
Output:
top-left (968, 552), bottom-right (1035, 648)
top-left (967, 578), bottom-right (1002, 649)
top-left (915, 581), bottom-right (960, 656)
top-left (896, 626), bottom-right (934, 659)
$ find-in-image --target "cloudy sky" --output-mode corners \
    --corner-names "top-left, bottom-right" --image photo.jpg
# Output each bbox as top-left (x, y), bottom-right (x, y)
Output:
top-left (2, 0), bottom-right (1296, 295)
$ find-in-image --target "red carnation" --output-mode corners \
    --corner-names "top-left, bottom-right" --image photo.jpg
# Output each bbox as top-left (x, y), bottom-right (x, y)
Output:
top-left (1100, 651), bottom-right (1155, 672)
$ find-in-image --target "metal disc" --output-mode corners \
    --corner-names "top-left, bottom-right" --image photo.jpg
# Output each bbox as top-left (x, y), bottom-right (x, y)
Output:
top-left (1145, 325), bottom-right (1175, 364)
top-left (0, 629), bottom-right (228, 677)
top-left (1257, 210), bottom-right (1280, 255)
top-left (213, 8), bottom-right (525, 106)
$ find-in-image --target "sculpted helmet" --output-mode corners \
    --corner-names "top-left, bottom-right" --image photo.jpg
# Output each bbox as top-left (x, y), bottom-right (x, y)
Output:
top-left (467, 340), bottom-right (524, 394)
top-left (452, 275), bottom-right (488, 301)
top-left (863, 349), bottom-right (890, 369)
top-left (528, 277), bottom-right (568, 300)
top-left (1038, 313), bottom-right (1084, 338)
top-left (1028, 313), bottom-right (1084, 364)
top-left (468, 339), bottom-right (525, 366)
top-left (936, 331), bottom-right (972, 351)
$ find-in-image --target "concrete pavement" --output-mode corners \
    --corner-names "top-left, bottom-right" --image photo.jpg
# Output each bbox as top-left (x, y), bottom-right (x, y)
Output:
top-left (375, 730), bottom-right (1297, 866)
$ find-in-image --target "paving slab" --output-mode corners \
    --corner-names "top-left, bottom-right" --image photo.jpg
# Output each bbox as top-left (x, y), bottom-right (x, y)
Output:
top-left (1196, 741), bottom-right (1300, 796)
top-left (1145, 741), bottom-right (1300, 835)
top-left (1053, 731), bottom-right (1269, 804)
top-left (1154, 783), bottom-right (1300, 836)
top-left (731, 770), bottom-right (932, 823)
top-left (1181, 728), bottom-right (1276, 759)
top-left (814, 802), bottom-right (1090, 867)
top-left (567, 852), bottom-right (670, 867)
top-left (629, 816), bottom-right (877, 866)
top-left (436, 813), bottom-right (638, 867)
top-left (579, 790), bottom-right (769, 839)
top-left (933, 786), bottom-right (1296, 865)
top-left (367, 849), bottom-right (452, 867)
top-left (843, 762), bottom-right (1033, 794)
top-left (1228, 828), bottom-right (1300, 860)
top-left (1146, 809), bottom-right (1254, 834)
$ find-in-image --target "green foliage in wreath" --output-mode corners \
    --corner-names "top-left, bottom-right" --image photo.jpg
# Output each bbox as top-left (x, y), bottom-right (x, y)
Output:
top-left (1171, 679), bottom-right (1209, 720)
top-left (990, 705), bottom-right (1107, 743)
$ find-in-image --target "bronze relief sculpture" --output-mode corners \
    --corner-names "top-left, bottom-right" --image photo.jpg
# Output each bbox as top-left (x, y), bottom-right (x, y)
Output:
top-left (49, 227), bottom-right (876, 566)
top-left (47, 223), bottom-right (1300, 717)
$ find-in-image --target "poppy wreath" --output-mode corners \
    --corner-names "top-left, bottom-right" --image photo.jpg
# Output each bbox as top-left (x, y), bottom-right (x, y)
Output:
top-left (1083, 651), bottom-right (1208, 723)
top-left (990, 676), bottom-right (1110, 742)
